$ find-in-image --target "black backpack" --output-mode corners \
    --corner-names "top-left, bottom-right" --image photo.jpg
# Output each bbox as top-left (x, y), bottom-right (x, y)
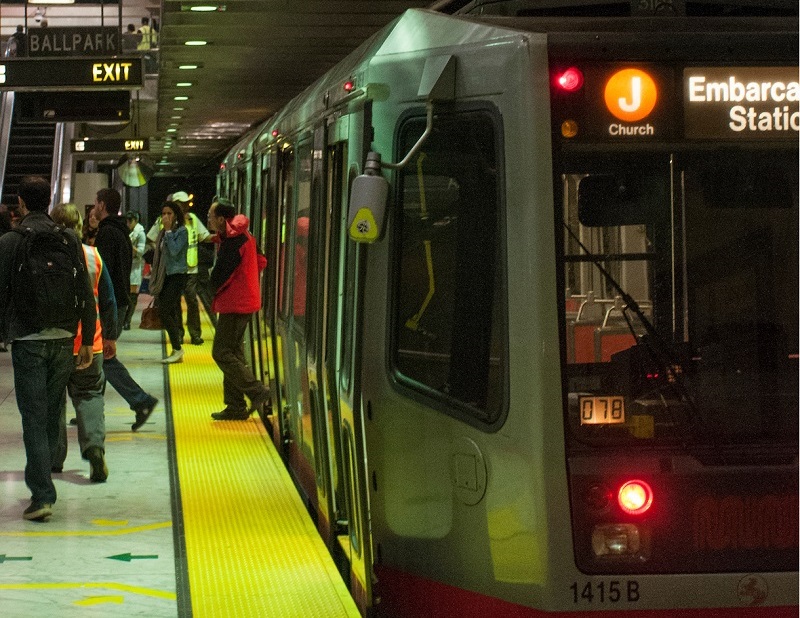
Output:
top-left (11, 224), bottom-right (84, 334)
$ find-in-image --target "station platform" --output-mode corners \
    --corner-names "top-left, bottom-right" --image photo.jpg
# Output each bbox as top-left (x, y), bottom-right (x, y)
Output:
top-left (0, 295), bottom-right (360, 617)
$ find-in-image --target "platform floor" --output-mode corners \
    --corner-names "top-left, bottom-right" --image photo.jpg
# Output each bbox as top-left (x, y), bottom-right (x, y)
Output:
top-left (0, 295), bottom-right (359, 617)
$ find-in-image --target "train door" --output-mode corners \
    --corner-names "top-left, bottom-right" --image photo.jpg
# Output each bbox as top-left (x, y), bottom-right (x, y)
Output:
top-left (256, 151), bottom-right (278, 423)
top-left (274, 145), bottom-right (294, 453)
top-left (278, 136), bottom-right (320, 507)
top-left (303, 124), bottom-right (349, 547)
top-left (332, 110), bottom-right (374, 614)
top-left (238, 161), bottom-right (263, 382)
top-left (246, 157), bottom-right (265, 386)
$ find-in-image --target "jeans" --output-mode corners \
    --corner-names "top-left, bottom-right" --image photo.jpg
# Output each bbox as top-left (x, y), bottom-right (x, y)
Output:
top-left (54, 353), bottom-right (105, 468)
top-left (212, 313), bottom-right (268, 411)
top-left (104, 354), bottom-right (154, 412)
top-left (11, 338), bottom-right (74, 504)
top-left (159, 273), bottom-right (187, 351)
top-left (184, 273), bottom-right (202, 340)
top-left (124, 291), bottom-right (139, 329)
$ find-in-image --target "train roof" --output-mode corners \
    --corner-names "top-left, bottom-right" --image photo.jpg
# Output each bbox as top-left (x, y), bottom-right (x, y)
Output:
top-left (228, 4), bottom-right (797, 163)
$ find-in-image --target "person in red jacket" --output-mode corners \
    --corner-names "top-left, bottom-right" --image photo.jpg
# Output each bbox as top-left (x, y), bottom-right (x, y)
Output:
top-left (206, 198), bottom-right (269, 421)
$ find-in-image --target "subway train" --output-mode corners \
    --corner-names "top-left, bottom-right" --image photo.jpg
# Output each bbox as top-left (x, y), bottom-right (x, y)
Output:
top-left (216, 2), bottom-right (799, 616)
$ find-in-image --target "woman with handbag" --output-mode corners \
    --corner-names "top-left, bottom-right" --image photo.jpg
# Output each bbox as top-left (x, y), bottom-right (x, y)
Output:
top-left (149, 201), bottom-right (188, 364)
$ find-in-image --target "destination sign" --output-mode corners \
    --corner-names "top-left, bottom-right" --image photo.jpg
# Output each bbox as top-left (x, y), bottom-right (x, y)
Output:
top-left (576, 64), bottom-right (675, 141)
top-left (684, 66), bottom-right (799, 139)
top-left (72, 138), bottom-right (149, 154)
top-left (0, 57), bottom-right (143, 91)
top-left (28, 27), bottom-right (119, 57)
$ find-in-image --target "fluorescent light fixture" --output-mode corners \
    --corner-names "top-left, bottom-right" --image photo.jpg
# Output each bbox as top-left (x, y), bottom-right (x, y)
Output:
top-left (171, 116), bottom-right (182, 120)
top-left (179, 65), bottom-right (199, 70)
top-left (174, 96), bottom-right (189, 101)
top-left (167, 128), bottom-right (177, 133)
top-left (184, 41), bottom-right (208, 46)
top-left (173, 107), bottom-right (185, 111)
top-left (176, 82), bottom-right (192, 87)
top-left (181, 4), bottom-right (227, 11)
top-left (38, 0), bottom-right (75, 4)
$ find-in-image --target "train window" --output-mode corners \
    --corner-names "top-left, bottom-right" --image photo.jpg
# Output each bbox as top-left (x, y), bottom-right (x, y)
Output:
top-left (341, 164), bottom-right (359, 392)
top-left (578, 173), bottom-right (662, 227)
top-left (278, 147), bottom-right (294, 319)
top-left (293, 140), bottom-right (313, 329)
top-left (560, 147), bottom-right (799, 447)
top-left (392, 110), bottom-right (505, 423)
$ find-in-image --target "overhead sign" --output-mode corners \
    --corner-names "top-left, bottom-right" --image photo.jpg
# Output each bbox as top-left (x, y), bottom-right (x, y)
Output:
top-left (72, 138), bottom-right (149, 154)
top-left (0, 57), bottom-right (143, 91)
top-left (684, 66), bottom-right (800, 139)
top-left (27, 27), bottom-right (119, 57)
top-left (15, 91), bottom-right (130, 123)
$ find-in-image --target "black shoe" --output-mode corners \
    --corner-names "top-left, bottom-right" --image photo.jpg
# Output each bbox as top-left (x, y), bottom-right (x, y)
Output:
top-left (248, 390), bottom-right (270, 414)
top-left (23, 501), bottom-right (53, 522)
top-left (69, 417), bottom-right (78, 426)
top-left (122, 323), bottom-right (131, 331)
top-left (132, 397), bottom-right (159, 432)
top-left (86, 446), bottom-right (108, 483)
top-left (190, 337), bottom-right (204, 345)
top-left (211, 408), bottom-right (250, 421)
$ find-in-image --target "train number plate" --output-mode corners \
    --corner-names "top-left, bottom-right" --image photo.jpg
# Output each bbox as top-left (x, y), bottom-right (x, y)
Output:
top-left (579, 396), bottom-right (625, 425)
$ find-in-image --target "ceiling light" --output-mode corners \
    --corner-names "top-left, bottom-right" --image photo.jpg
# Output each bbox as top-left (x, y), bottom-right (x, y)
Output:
top-left (167, 128), bottom-right (177, 133)
top-left (179, 65), bottom-right (199, 70)
top-left (184, 41), bottom-right (208, 46)
top-left (38, 0), bottom-right (75, 4)
top-left (181, 4), bottom-right (227, 11)
top-left (176, 82), bottom-right (192, 87)
top-left (173, 107), bottom-right (185, 111)
top-left (174, 96), bottom-right (189, 101)
top-left (171, 116), bottom-right (182, 120)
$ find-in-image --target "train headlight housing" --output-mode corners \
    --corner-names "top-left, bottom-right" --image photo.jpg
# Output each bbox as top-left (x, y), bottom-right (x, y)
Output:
top-left (592, 523), bottom-right (641, 556)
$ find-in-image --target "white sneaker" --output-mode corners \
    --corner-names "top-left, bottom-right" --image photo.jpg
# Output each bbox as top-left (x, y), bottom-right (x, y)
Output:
top-left (161, 348), bottom-right (184, 364)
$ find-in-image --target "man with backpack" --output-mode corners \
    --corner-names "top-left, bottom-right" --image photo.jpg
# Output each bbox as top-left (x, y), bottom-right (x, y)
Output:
top-left (0, 176), bottom-right (96, 522)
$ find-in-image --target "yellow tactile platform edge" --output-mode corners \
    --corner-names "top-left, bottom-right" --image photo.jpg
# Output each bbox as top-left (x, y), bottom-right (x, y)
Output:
top-left (166, 322), bottom-right (360, 617)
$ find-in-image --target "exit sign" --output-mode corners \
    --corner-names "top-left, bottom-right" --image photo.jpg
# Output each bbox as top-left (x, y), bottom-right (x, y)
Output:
top-left (72, 138), bottom-right (149, 154)
top-left (0, 57), bottom-right (143, 90)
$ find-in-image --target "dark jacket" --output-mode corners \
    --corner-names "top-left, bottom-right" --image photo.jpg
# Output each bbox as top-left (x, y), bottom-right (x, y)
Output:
top-left (210, 214), bottom-right (265, 314)
top-left (0, 211), bottom-right (95, 345)
top-left (95, 214), bottom-right (133, 320)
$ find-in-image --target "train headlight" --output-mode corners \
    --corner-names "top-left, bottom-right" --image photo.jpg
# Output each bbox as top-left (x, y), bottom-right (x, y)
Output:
top-left (591, 523), bottom-right (641, 556)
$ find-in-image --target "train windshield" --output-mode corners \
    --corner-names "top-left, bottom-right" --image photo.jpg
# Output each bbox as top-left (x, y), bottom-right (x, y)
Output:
top-left (560, 147), bottom-right (799, 448)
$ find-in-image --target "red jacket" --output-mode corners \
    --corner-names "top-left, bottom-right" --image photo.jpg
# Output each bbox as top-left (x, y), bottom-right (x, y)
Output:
top-left (210, 214), bottom-right (266, 314)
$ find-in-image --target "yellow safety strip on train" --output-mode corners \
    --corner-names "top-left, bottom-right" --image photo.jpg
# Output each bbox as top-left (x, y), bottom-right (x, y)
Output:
top-left (166, 328), bottom-right (360, 617)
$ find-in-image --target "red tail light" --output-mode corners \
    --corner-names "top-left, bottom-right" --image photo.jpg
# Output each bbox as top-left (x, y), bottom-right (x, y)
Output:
top-left (618, 480), bottom-right (653, 515)
top-left (556, 67), bottom-right (584, 92)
